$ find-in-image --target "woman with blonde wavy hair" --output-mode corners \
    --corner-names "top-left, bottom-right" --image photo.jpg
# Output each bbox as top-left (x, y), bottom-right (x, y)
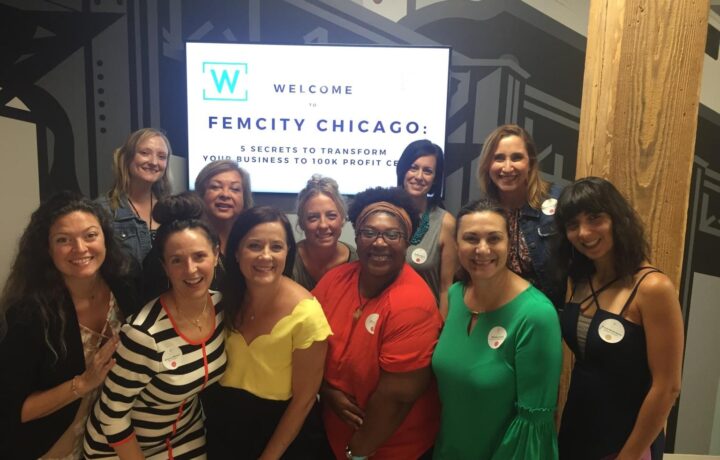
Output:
top-left (98, 128), bottom-right (172, 265)
top-left (293, 174), bottom-right (357, 290)
top-left (477, 124), bottom-right (565, 307)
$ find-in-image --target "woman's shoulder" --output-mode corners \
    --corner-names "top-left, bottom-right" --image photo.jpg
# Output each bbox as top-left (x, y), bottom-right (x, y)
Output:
top-left (633, 268), bottom-right (678, 312)
top-left (1, 300), bottom-right (42, 341)
top-left (548, 182), bottom-right (564, 198)
top-left (126, 296), bottom-right (165, 329)
top-left (513, 283), bottom-right (557, 319)
top-left (278, 277), bottom-right (315, 307)
top-left (340, 241), bottom-right (358, 261)
top-left (386, 265), bottom-right (438, 310)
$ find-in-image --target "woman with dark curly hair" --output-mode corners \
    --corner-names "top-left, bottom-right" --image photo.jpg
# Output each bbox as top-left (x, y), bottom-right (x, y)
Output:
top-left (0, 192), bottom-right (137, 459)
top-left (554, 177), bottom-right (683, 460)
top-left (314, 186), bottom-right (443, 460)
top-left (396, 140), bottom-right (457, 316)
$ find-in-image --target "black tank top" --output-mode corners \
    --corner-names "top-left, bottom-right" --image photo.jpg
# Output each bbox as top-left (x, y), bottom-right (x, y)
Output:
top-left (558, 268), bottom-right (665, 460)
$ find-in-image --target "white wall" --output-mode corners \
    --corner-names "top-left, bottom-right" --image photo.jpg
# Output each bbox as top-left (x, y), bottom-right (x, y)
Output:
top-left (0, 99), bottom-right (40, 289)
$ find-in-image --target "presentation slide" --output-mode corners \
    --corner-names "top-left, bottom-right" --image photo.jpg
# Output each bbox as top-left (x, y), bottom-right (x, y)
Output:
top-left (186, 42), bottom-right (450, 194)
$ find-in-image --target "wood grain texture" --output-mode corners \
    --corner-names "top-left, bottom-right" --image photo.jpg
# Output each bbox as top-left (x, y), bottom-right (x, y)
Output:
top-left (576, 0), bottom-right (709, 287)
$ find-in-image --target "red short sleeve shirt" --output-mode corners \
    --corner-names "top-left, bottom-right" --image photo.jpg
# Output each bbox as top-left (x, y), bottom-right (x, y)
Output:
top-left (313, 262), bottom-right (442, 459)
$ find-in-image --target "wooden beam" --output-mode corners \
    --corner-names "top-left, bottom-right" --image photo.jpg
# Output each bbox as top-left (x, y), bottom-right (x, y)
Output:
top-left (576, 0), bottom-right (709, 287)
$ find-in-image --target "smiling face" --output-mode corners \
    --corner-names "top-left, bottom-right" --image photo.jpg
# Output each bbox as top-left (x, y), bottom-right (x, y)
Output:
top-left (236, 221), bottom-right (288, 287)
top-left (488, 135), bottom-right (530, 199)
top-left (403, 154), bottom-right (437, 199)
top-left (565, 211), bottom-right (614, 265)
top-left (356, 212), bottom-right (409, 281)
top-left (162, 228), bottom-right (218, 300)
top-left (301, 193), bottom-right (344, 249)
top-left (456, 210), bottom-right (509, 280)
top-left (49, 211), bottom-right (107, 283)
top-left (129, 135), bottom-right (169, 186)
top-left (203, 170), bottom-right (244, 223)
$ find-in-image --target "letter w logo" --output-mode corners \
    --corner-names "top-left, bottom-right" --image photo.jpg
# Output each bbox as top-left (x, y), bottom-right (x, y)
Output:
top-left (202, 62), bottom-right (248, 101)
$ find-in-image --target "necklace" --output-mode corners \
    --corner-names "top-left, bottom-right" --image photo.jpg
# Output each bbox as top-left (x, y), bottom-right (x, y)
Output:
top-left (128, 194), bottom-right (154, 230)
top-left (176, 295), bottom-right (208, 331)
top-left (353, 291), bottom-right (374, 321)
top-left (410, 209), bottom-right (430, 245)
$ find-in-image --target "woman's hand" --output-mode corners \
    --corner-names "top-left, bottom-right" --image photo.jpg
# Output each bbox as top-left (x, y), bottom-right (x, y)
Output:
top-left (322, 384), bottom-right (364, 430)
top-left (76, 335), bottom-right (120, 396)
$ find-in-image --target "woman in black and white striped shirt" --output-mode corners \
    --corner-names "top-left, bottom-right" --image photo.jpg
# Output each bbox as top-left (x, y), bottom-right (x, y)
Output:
top-left (84, 193), bottom-right (226, 459)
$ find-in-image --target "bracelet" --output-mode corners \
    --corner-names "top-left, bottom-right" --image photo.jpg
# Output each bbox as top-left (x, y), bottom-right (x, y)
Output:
top-left (344, 445), bottom-right (368, 460)
top-left (71, 376), bottom-right (82, 398)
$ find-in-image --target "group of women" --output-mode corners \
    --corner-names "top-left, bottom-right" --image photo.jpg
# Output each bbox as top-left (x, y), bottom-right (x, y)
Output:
top-left (0, 124), bottom-right (683, 460)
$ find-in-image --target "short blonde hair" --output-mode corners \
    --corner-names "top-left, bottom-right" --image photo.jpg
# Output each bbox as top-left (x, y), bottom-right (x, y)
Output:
top-left (296, 174), bottom-right (347, 232)
top-left (477, 124), bottom-right (549, 209)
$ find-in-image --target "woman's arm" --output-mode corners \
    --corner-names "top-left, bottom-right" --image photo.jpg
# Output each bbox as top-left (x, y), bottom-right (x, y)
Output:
top-left (111, 435), bottom-right (145, 460)
top-left (259, 340), bottom-right (328, 460)
top-left (93, 324), bottom-right (159, 457)
top-left (346, 367), bottom-right (432, 456)
top-left (20, 335), bottom-right (119, 422)
top-left (438, 212), bottom-right (458, 318)
top-left (320, 380), bottom-right (365, 430)
top-left (616, 273), bottom-right (684, 460)
top-left (491, 298), bottom-right (562, 459)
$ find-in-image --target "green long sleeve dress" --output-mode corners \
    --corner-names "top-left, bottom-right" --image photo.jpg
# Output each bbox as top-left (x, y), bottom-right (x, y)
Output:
top-left (432, 282), bottom-right (562, 460)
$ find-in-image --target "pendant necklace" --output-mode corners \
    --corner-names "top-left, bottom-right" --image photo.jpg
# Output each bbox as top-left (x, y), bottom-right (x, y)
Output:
top-left (176, 295), bottom-right (208, 331)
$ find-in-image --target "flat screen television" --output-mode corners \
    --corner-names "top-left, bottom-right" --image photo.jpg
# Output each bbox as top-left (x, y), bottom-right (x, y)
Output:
top-left (185, 42), bottom-right (451, 195)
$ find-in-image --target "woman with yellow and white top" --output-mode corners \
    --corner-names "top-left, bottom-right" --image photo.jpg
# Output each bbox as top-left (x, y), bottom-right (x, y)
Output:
top-left (203, 206), bottom-right (332, 460)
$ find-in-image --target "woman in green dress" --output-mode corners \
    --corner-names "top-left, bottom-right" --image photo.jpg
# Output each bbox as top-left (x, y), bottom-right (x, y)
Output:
top-left (432, 198), bottom-right (562, 459)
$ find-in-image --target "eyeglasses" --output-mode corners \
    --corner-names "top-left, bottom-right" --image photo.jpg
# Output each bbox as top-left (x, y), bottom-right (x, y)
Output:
top-left (357, 228), bottom-right (407, 242)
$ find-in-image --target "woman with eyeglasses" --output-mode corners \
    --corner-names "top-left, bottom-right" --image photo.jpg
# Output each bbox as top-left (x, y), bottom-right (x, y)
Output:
top-left (313, 187), bottom-right (443, 460)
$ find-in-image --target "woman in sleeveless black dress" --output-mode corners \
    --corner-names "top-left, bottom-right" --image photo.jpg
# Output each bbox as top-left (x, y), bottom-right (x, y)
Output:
top-left (553, 177), bottom-right (684, 460)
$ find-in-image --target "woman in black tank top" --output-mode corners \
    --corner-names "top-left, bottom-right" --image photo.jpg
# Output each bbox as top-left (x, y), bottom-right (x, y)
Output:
top-left (553, 177), bottom-right (684, 460)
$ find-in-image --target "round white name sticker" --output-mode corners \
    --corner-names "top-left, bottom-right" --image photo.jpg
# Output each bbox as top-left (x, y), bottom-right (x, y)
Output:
top-left (411, 248), bottom-right (428, 264)
top-left (365, 313), bottom-right (379, 335)
top-left (162, 346), bottom-right (183, 370)
top-left (541, 198), bottom-right (558, 216)
top-left (488, 326), bottom-right (508, 349)
top-left (598, 319), bottom-right (625, 344)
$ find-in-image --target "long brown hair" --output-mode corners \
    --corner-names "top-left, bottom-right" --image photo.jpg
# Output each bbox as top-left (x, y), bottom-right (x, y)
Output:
top-left (477, 124), bottom-right (549, 209)
top-left (106, 128), bottom-right (172, 210)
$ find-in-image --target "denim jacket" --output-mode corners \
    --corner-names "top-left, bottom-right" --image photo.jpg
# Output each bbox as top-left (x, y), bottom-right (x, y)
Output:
top-left (519, 183), bottom-right (566, 308)
top-left (97, 194), bottom-right (153, 267)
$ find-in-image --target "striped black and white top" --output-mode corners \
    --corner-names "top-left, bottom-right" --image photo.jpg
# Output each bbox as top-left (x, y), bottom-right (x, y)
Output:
top-left (83, 291), bottom-right (226, 459)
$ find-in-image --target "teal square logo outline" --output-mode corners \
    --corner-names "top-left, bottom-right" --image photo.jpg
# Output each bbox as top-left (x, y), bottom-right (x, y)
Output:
top-left (202, 61), bottom-right (248, 101)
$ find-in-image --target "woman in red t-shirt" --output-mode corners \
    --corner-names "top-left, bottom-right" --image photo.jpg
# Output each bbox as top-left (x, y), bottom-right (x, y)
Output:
top-left (313, 186), bottom-right (443, 460)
